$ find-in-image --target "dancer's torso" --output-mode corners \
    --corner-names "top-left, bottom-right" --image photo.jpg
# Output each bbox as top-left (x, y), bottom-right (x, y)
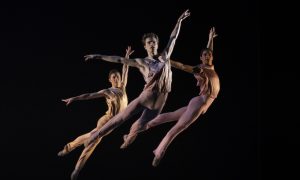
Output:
top-left (194, 64), bottom-right (220, 100)
top-left (141, 57), bottom-right (172, 93)
top-left (105, 87), bottom-right (128, 116)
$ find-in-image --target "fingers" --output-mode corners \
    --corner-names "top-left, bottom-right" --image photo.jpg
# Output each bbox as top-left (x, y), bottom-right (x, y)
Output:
top-left (126, 46), bottom-right (133, 52)
top-left (182, 9), bottom-right (190, 19)
top-left (129, 50), bottom-right (135, 55)
top-left (178, 9), bottom-right (190, 21)
top-left (84, 55), bottom-right (92, 61)
top-left (126, 46), bottom-right (134, 57)
top-left (212, 27), bottom-right (217, 38)
top-left (209, 27), bottom-right (217, 38)
top-left (84, 56), bottom-right (90, 61)
top-left (62, 99), bottom-right (71, 103)
top-left (126, 46), bottom-right (131, 54)
top-left (62, 99), bottom-right (70, 106)
top-left (185, 9), bottom-right (191, 17)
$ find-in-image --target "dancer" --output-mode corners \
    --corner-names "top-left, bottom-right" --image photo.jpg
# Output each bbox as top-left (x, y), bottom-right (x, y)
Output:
top-left (146, 27), bottom-right (220, 166)
top-left (84, 10), bottom-right (190, 149)
top-left (58, 46), bottom-right (134, 180)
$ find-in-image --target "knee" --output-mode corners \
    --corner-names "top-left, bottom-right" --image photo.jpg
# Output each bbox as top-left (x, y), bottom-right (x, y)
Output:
top-left (156, 114), bottom-right (166, 120)
top-left (146, 121), bottom-right (155, 129)
top-left (177, 123), bottom-right (189, 131)
top-left (200, 104), bottom-right (208, 114)
top-left (96, 122), bottom-right (105, 129)
top-left (167, 124), bottom-right (187, 136)
top-left (145, 123), bottom-right (151, 130)
top-left (129, 121), bottom-right (142, 131)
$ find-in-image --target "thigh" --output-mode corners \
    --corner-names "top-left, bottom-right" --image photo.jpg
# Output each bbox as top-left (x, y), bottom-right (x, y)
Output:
top-left (96, 115), bottom-right (112, 129)
top-left (138, 108), bottom-right (161, 125)
top-left (187, 96), bottom-right (208, 112)
top-left (169, 107), bottom-right (188, 118)
top-left (157, 106), bottom-right (187, 121)
top-left (119, 96), bottom-right (144, 119)
top-left (178, 96), bottom-right (207, 125)
top-left (139, 91), bottom-right (168, 110)
top-left (147, 106), bottom-right (187, 127)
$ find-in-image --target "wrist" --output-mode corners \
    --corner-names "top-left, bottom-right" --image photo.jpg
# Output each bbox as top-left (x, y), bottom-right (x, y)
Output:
top-left (94, 55), bottom-right (101, 59)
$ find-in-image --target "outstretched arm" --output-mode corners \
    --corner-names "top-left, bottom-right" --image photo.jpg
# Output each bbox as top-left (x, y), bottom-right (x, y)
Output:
top-left (207, 27), bottom-right (217, 51)
top-left (84, 54), bottom-right (144, 68)
top-left (162, 9), bottom-right (190, 60)
top-left (121, 46), bottom-right (134, 89)
top-left (170, 59), bottom-right (195, 74)
top-left (62, 89), bottom-right (112, 106)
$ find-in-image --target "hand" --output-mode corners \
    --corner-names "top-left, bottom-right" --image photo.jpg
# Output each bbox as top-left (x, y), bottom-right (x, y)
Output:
top-left (125, 46), bottom-right (134, 58)
top-left (84, 54), bottom-right (97, 61)
top-left (62, 98), bottom-right (74, 106)
top-left (178, 9), bottom-right (190, 22)
top-left (209, 27), bottom-right (218, 39)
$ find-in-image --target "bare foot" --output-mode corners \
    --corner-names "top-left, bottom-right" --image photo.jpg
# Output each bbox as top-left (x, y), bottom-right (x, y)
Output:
top-left (152, 149), bottom-right (164, 167)
top-left (57, 144), bottom-right (70, 157)
top-left (120, 133), bottom-right (137, 149)
top-left (71, 170), bottom-right (79, 180)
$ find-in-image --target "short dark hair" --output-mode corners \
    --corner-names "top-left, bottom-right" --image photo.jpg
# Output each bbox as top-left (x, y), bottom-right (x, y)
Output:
top-left (142, 33), bottom-right (159, 45)
top-left (108, 69), bottom-right (121, 79)
top-left (200, 48), bottom-right (213, 56)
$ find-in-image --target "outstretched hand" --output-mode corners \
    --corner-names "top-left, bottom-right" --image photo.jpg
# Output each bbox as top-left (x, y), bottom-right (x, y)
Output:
top-left (84, 55), bottom-right (96, 62)
top-left (125, 46), bottom-right (134, 58)
top-left (62, 98), bottom-right (74, 106)
top-left (209, 27), bottom-right (218, 39)
top-left (178, 9), bottom-right (190, 22)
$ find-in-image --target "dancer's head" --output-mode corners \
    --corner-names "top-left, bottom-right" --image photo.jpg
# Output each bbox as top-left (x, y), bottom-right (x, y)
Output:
top-left (108, 69), bottom-right (121, 88)
top-left (142, 33), bottom-right (159, 57)
top-left (200, 48), bottom-right (213, 65)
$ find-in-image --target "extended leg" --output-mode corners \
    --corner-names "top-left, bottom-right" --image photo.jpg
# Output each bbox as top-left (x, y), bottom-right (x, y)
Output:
top-left (146, 107), bottom-right (187, 130)
top-left (152, 96), bottom-right (207, 166)
top-left (87, 97), bottom-right (144, 146)
top-left (58, 115), bottom-right (110, 156)
top-left (57, 133), bottom-right (90, 156)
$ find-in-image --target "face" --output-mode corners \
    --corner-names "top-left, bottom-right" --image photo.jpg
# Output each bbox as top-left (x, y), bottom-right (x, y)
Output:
top-left (200, 50), bottom-right (213, 64)
top-left (109, 72), bottom-right (121, 87)
top-left (144, 37), bottom-right (158, 55)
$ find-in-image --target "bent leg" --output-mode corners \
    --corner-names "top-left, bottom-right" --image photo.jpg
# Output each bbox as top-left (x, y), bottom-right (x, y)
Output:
top-left (58, 115), bottom-right (110, 156)
top-left (146, 107), bottom-right (187, 130)
top-left (57, 133), bottom-right (91, 157)
top-left (152, 96), bottom-right (207, 166)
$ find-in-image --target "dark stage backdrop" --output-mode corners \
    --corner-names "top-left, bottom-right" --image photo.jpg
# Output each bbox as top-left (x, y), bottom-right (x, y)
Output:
top-left (1, 0), bottom-right (259, 179)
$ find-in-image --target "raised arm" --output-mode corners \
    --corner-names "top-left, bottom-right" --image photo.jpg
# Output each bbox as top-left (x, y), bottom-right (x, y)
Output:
top-left (121, 46), bottom-right (134, 89)
top-left (207, 27), bottom-right (217, 51)
top-left (62, 89), bottom-right (112, 106)
top-left (84, 54), bottom-right (144, 68)
top-left (170, 59), bottom-right (195, 74)
top-left (162, 9), bottom-right (190, 60)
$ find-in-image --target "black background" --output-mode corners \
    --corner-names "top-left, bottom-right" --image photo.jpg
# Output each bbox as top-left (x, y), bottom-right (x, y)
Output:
top-left (1, 0), bottom-right (260, 179)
